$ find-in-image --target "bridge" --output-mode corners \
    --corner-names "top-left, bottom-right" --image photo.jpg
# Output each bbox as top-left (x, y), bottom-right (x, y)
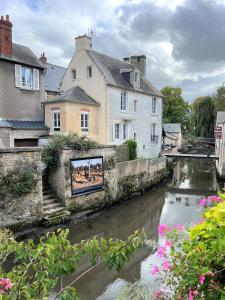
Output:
top-left (164, 153), bottom-right (219, 160)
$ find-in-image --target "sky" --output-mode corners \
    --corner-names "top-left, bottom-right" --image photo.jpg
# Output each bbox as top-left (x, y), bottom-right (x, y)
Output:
top-left (1, 0), bottom-right (225, 102)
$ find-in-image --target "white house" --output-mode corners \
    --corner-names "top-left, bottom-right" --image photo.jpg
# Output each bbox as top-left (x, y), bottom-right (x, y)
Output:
top-left (163, 123), bottom-right (182, 152)
top-left (57, 35), bottom-right (163, 159)
top-left (215, 111), bottom-right (225, 177)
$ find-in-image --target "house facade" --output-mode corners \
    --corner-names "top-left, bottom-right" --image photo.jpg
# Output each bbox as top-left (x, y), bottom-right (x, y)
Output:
top-left (215, 112), bottom-right (225, 177)
top-left (44, 35), bottom-right (163, 158)
top-left (0, 15), bottom-right (48, 147)
top-left (163, 123), bottom-right (182, 153)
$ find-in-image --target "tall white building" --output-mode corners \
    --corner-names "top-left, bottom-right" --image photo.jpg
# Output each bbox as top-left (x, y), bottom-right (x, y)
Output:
top-left (55, 35), bottom-right (163, 158)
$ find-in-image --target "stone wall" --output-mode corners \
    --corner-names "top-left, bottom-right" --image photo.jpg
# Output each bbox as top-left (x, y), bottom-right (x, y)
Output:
top-left (0, 148), bottom-right (43, 229)
top-left (116, 144), bottom-right (128, 163)
top-left (48, 146), bottom-right (167, 212)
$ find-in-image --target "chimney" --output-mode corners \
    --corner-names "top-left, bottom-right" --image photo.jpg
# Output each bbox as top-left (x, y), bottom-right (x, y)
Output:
top-left (130, 55), bottom-right (146, 77)
top-left (123, 57), bottom-right (130, 63)
top-left (39, 52), bottom-right (47, 64)
top-left (0, 15), bottom-right (13, 57)
top-left (75, 34), bottom-right (92, 51)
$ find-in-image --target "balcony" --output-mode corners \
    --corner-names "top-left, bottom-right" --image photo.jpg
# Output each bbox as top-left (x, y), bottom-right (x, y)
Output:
top-left (151, 135), bottom-right (159, 143)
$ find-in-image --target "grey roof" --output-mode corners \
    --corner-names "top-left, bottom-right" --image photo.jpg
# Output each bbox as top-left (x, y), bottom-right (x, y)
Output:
top-left (44, 86), bottom-right (100, 106)
top-left (0, 43), bottom-right (44, 69)
top-left (216, 111), bottom-right (225, 124)
top-left (0, 120), bottom-right (48, 130)
top-left (45, 63), bottom-right (66, 92)
top-left (87, 50), bottom-right (162, 97)
top-left (163, 123), bottom-right (181, 133)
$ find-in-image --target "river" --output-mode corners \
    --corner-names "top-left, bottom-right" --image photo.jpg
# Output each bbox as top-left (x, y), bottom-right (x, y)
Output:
top-left (51, 158), bottom-right (218, 300)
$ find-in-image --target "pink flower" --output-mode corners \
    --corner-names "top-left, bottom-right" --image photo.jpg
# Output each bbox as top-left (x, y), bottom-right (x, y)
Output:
top-left (153, 290), bottom-right (161, 298)
top-left (199, 274), bottom-right (206, 285)
top-left (162, 260), bottom-right (171, 270)
top-left (158, 224), bottom-right (171, 237)
top-left (173, 224), bottom-right (184, 232)
top-left (165, 239), bottom-right (173, 248)
top-left (193, 290), bottom-right (199, 296)
top-left (157, 246), bottom-right (166, 258)
top-left (188, 289), bottom-right (193, 300)
top-left (0, 278), bottom-right (13, 294)
top-left (151, 265), bottom-right (160, 275)
top-left (199, 198), bottom-right (207, 206)
top-left (209, 195), bottom-right (220, 202)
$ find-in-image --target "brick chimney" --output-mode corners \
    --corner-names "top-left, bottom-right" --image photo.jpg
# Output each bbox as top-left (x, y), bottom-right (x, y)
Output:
top-left (39, 52), bottom-right (47, 64)
top-left (0, 15), bottom-right (13, 57)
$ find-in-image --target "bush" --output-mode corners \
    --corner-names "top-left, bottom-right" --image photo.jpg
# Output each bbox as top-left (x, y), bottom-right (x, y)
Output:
top-left (124, 139), bottom-right (137, 160)
top-left (42, 133), bottom-right (97, 174)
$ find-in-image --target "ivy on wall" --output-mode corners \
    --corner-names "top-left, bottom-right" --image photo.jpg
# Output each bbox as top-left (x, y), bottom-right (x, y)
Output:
top-left (0, 169), bottom-right (35, 199)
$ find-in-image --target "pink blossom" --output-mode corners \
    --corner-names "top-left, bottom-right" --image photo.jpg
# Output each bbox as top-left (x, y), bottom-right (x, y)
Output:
top-left (0, 278), bottom-right (13, 294)
top-left (173, 224), bottom-right (184, 232)
top-left (157, 246), bottom-right (166, 258)
top-left (162, 260), bottom-right (171, 270)
top-left (199, 198), bottom-right (207, 206)
top-left (193, 290), bottom-right (199, 296)
top-left (165, 239), bottom-right (173, 248)
top-left (151, 265), bottom-right (160, 275)
top-left (199, 274), bottom-right (206, 285)
top-left (209, 195), bottom-right (220, 202)
top-left (188, 289), bottom-right (193, 300)
top-left (153, 290), bottom-right (161, 298)
top-left (158, 224), bottom-right (171, 237)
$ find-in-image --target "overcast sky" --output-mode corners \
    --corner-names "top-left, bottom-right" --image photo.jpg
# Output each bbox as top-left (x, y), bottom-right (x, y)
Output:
top-left (1, 0), bottom-right (225, 102)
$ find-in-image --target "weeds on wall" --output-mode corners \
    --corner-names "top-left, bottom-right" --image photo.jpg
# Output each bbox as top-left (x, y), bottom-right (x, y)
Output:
top-left (0, 169), bottom-right (35, 199)
top-left (123, 139), bottom-right (137, 160)
top-left (41, 133), bottom-right (97, 174)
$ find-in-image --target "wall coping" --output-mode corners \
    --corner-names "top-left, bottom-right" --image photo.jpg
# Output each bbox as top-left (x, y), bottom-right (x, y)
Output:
top-left (116, 156), bottom-right (166, 166)
top-left (0, 147), bottom-right (42, 153)
top-left (62, 145), bottom-right (116, 150)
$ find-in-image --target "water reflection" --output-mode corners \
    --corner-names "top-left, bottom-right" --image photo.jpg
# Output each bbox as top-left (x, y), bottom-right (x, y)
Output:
top-left (60, 159), bottom-right (217, 300)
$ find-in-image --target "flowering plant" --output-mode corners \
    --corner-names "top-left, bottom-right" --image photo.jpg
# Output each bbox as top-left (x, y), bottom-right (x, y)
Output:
top-left (151, 192), bottom-right (225, 299)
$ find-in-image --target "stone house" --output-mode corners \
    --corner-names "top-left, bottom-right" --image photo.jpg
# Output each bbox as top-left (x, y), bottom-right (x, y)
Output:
top-left (0, 15), bottom-right (49, 147)
top-left (163, 123), bottom-right (182, 152)
top-left (215, 111), bottom-right (225, 177)
top-left (44, 35), bottom-right (163, 159)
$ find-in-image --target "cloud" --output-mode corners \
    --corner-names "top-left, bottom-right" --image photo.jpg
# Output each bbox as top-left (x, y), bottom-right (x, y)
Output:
top-left (1, 0), bottom-right (225, 101)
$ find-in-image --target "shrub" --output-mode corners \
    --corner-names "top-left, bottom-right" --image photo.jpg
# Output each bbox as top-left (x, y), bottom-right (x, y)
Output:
top-left (124, 139), bottom-right (137, 160)
top-left (41, 133), bottom-right (97, 174)
top-left (0, 169), bottom-right (35, 199)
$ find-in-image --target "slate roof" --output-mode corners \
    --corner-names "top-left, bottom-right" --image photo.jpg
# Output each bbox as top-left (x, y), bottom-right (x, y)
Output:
top-left (163, 123), bottom-right (181, 133)
top-left (45, 63), bottom-right (66, 92)
top-left (43, 86), bottom-right (100, 106)
top-left (0, 43), bottom-right (44, 69)
top-left (87, 49), bottom-right (162, 97)
top-left (0, 120), bottom-right (48, 130)
top-left (216, 111), bottom-right (225, 124)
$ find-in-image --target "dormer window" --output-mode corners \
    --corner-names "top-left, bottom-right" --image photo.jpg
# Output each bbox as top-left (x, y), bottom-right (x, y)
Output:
top-left (87, 66), bottom-right (92, 78)
top-left (121, 91), bottom-right (128, 111)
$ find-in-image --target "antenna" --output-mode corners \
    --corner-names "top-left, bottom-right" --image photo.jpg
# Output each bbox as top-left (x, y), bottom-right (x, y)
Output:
top-left (88, 27), bottom-right (96, 38)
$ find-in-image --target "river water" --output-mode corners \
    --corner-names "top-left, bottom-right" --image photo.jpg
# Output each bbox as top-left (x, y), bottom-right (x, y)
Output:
top-left (55, 159), bottom-right (218, 300)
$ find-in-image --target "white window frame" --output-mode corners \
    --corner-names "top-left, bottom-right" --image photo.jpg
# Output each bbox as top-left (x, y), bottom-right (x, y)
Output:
top-left (53, 110), bottom-right (60, 132)
top-left (123, 123), bottom-right (128, 140)
top-left (121, 91), bottom-right (128, 112)
top-left (114, 123), bottom-right (120, 140)
top-left (15, 64), bottom-right (39, 90)
top-left (81, 112), bottom-right (89, 132)
top-left (133, 99), bottom-right (138, 113)
top-left (87, 66), bottom-right (92, 78)
top-left (152, 97), bottom-right (157, 114)
top-left (134, 71), bottom-right (140, 85)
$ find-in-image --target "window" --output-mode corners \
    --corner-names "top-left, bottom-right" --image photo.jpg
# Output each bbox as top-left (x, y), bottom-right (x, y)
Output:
top-left (87, 66), bottom-right (92, 78)
top-left (151, 123), bottom-right (158, 143)
top-left (81, 112), bottom-right (88, 132)
top-left (53, 111), bottom-right (60, 131)
top-left (121, 91), bottom-right (128, 111)
top-left (123, 123), bottom-right (128, 140)
top-left (134, 100), bottom-right (137, 113)
top-left (134, 71), bottom-right (140, 85)
top-left (15, 64), bottom-right (39, 90)
top-left (152, 97), bottom-right (157, 114)
top-left (114, 124), bottom-right (120, 139)
top-left (72, 69), bottom-right (76, 80)
top-left (133, 131), bottom-right (137, 141)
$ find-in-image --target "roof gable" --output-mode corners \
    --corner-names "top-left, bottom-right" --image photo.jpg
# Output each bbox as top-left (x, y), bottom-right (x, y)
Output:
top-left (45, 63), bottom-right (66, 92)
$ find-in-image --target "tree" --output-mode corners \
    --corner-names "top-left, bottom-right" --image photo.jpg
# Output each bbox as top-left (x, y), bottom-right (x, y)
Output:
top-left (213, 86), bottom-right (225, 112)
top-left (161, 87), bottom-right (189, 132)
top-left (190, 96), bottom-right (215, 138)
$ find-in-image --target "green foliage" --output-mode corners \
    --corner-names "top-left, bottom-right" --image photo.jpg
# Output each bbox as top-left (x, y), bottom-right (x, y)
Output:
top-left (190, 96), bottom-right (216, 138)
top-left (161, 86), bottom-right (190, 131)
top-left (117, 283), bottom-right (153, 299)
top-left (0, 228), bottom-right (146, 299)
top-left (0, 169), bottom-right (35, 199)
top-left (214, 86), bottom-right (225, 112)
top-left (41, 133), bottom-right (97, 174)
top-left (159, 195), bottom-right (225, 299)
top-left (124, 139), bottom-right (137, 160)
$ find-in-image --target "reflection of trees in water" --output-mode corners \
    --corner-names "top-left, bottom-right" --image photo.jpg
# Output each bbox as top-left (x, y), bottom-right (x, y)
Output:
top-left (172, 159), bottom-right (216, 189)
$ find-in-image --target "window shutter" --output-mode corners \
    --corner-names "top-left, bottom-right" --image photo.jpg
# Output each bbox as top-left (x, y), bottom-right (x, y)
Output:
top-left (33, 68), bottom-right (39, 90)
top-left (15, 64), bottom-right (21, 87)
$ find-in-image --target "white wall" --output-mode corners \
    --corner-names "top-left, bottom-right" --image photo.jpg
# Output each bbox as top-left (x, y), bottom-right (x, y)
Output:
top-left (107, 86), bottom-right (162, 159)
top-left (216, 122), bottom-right (225, 177)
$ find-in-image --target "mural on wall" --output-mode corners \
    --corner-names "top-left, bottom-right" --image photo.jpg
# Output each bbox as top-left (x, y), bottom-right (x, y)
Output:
top-left (71, 157), bottom-right (104, 196)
